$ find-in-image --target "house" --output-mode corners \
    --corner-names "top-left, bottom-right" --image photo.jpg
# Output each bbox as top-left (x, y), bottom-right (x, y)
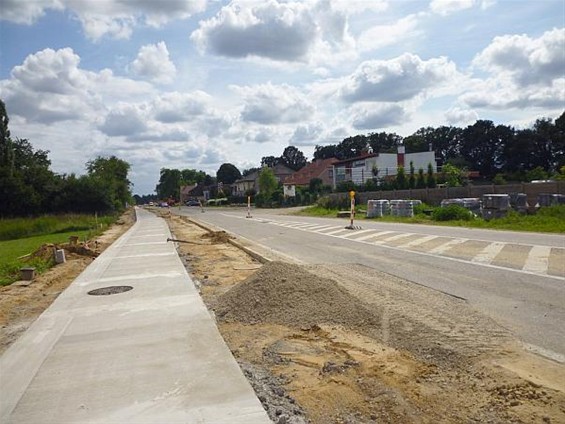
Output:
top-left (180, 184), bottom-right (198, 203)
top-left (180, 183), bottom-right (210, 203)
top-left (283, 158), bottom-right (338, 197)
top-left (232, 164), bottom-right (294, 197)
top-left (232, 170), bottom-right (260, 197)
top-left (332, 146), bottom-right (437, 188)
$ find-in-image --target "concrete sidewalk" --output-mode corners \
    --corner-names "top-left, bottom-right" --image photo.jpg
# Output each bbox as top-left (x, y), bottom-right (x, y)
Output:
top-left (0, 208), bottom-right (271, 423)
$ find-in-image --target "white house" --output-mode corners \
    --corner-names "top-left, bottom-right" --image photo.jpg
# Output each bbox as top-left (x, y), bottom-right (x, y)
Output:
top-left (332, 146), bottom-right (437, 188)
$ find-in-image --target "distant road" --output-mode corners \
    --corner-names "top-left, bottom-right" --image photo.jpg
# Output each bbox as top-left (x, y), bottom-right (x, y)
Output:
top-left (174, 206), bottom-right (565, 361)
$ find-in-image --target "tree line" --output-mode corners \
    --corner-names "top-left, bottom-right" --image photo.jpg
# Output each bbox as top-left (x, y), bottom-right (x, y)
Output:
top-left (0, 100), bottom-right (133, 217)
top-left (314, 113), bottom-right (565, 180)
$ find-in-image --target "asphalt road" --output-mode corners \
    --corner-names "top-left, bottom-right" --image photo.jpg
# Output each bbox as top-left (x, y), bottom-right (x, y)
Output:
top-left (173, 206), bottom-right (565, 362)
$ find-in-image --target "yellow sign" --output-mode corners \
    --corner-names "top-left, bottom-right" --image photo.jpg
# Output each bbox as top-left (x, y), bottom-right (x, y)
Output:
top-left (349, 190), bottom-right (355, 199)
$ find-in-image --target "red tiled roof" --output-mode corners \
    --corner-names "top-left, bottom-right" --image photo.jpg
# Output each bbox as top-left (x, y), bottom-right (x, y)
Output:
top-left (283, 158), bottom-right (338, 186)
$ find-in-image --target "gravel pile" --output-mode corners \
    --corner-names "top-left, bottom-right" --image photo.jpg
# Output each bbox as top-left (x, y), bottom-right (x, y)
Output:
top-left (215, 261), bottom-right (381, 335)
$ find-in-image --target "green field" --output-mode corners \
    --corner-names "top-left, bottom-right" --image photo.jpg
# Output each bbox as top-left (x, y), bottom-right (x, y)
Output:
top-left (296, 204), bottom-right (565, 233)
top-left (0, 214), bottom-right (117, 286)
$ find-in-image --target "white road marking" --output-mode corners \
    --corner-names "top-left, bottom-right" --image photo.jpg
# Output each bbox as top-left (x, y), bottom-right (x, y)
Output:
top-left (472, 242), bottom-right (505, 264)
top-left (305, 225), bottom-right (336, 231)
top-left (313, 226), bottom-right (347, 233)
top-left (324, 228), bottom-right (352, 235)
top-left (373, 233), bottom-right (415, 244)
top-left (398, 235), bottom-right (439, 249)
top-left (429, 238), bottom-right (467, 254)
top-left (522, 246), bottom-right (552, 274)
top-left (339, 229), bottom-right (375, 239)
top-left (355, 231), bottom-right (395, 241)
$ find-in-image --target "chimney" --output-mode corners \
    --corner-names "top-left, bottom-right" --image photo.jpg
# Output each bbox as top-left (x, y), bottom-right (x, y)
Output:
top-left (397, 145), bottom-right (405, 168)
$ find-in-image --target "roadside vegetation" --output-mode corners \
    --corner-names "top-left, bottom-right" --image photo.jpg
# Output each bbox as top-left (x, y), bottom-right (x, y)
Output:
top-left (297, 203), bottom-right (565, 233)
top-left (0, 214), bottom-right (117, 286)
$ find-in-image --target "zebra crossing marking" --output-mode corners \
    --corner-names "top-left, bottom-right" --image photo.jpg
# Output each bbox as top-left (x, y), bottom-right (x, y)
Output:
top-left (429, 238), bottom-right (467, 254)
top-left (522, 246), bottom-right (552, 274)
top-left (339, 229), bottom-right (375, 238)
top-left (472, 242), bottom-right (505, 265)
top-left (398, 235), bottom-right (439, 249)
top-left (373, 233), bottom-right (415, 244)
top-left (354, 231), bottom-right (395, 241)
top-left (224, 214), bottom-right (563, 279)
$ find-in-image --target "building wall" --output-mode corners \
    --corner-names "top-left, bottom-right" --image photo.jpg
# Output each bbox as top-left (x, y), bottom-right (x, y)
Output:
top-left (406, 151), bottom-right (436, 172)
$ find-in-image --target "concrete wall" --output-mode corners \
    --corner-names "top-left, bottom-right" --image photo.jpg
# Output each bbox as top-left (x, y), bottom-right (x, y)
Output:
top-left (406, 151), bottom-right (436, 172)
top-left (328, 181), bottom-right (565, 207)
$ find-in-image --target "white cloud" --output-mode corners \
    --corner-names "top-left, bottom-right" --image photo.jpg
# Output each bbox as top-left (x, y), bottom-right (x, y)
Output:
top-left (98, 103), bottom-right (147, 136)
top-left (10, 47), bottom-right (87, 95)
top-left (0, 0), bottom-right (63, 25)
top-left (472, 28), bottom-right (565, 87)
top-left (357, 15), bottom-right (421, 52)
top-left (1, 48), bottom-right (154, 124)
top-left (289, 122), bottom-right (325, 146)
top-left (0, 0), bottom-right (208, 40)
top-left (233, 83), bottom-right (315, 125)
top-left (461, 28), bottom-right (565, 109)
top-left (330, 0), bottom-right (388, 14)
top-left (444, 106), bottom-right (479, 125)
top-left (340, 53), bottom-right (459, 103)
top-left (190, 0), bottom-right (355, 66)
top-left (429, 0), bottom-right (475, 15)
top-left (131, 42), bottom-right (177, 84)
top-left (152, 91), bottom-right (210, 123)
top-left (350, 104), bottom-right (407, 130)
top-left (429, 0), bottom-right (496, 15)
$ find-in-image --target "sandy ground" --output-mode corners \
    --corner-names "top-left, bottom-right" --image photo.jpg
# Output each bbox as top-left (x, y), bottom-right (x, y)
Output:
top-left (0, 209), bottom-right (135, 354)
top-left (165, 212), bottom-right (565, 424)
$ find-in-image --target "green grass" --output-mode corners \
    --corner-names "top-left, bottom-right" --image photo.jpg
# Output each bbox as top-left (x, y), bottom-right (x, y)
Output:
top-left (295, 205), bottom-right (341, 217)
top-left (0, 214), bottom-right (116, 241)
top-left (296, 205), bottom-right (565, 233)
top-left (0, 230), bottom-right (95, 286)
top-left (0, 213), bottom-right (119, 286)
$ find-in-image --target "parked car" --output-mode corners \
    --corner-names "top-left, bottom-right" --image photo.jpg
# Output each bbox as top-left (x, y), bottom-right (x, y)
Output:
top-left (186, 200), bottom-right (200, 206)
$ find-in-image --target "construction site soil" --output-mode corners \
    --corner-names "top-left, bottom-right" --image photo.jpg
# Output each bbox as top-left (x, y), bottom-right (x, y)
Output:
top-left (166, 213), bottom-right (565, 424)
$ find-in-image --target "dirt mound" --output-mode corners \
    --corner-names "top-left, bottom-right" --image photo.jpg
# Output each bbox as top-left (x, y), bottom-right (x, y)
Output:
top-left (216, 262), bottom-right (381, 336)
top-left (201, 231), bottom-right (233, 244)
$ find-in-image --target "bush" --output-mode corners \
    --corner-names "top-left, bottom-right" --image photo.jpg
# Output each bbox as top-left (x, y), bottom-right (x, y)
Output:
top-left (413, 202), bottom-right (432, 216)
top-left (431, 204), bottom-right (473, 221)
top-left (317, 195), bottom-right (349, 210)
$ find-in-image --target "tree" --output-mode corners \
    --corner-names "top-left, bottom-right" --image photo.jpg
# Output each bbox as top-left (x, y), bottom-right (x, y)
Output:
top-left (336, 135), bottom-right (368, 159)
top-left (460, 120), bottom-right (513, 178)
top-left (427, 163), bottom-right (436, 188)
top-left (86, 156), bottom-right (132, 210)
top-left (442, 163), bottom-right (463, 187)
top-left (395, 166), bottom-right (407, 189)
top-left (0, 99), bottom-right (14, 174)
top-left (216, 163), bottom-right (241, 184)
top-left (258, 167), bottom-right (278, 200)
top-left (309, 177), bottom-right (323, 194)
top-left (280, 146), bottom-right (307, 171)
top-left (242, 167), bottom-right (260, 177)
top-left (368, 132), bottom-right (403, 153)
top-left (416, 168), bottom-right (426, 188)
top-left (261, 155), bottom-right (280, 168)
top-left (155, 168), bottom-right (182, 200)
top-left (313, 144), bottom-right (337, 160)
top-left (408, 161), bottom-right (415, 189)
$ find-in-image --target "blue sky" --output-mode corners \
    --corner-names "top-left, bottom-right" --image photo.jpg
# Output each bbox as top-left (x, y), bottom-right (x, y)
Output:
top-left (1, 0), bottom-right (563, 194)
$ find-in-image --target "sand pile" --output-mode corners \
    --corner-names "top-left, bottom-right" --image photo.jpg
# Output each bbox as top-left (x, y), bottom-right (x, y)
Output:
top-left (215, 262), bottom-right (381, 336)
top-left (201, 231), bottom-right (233, 244)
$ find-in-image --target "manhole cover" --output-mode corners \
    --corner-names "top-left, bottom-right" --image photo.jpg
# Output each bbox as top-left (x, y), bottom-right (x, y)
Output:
top-left (88, 286), bottom-right (133, 296)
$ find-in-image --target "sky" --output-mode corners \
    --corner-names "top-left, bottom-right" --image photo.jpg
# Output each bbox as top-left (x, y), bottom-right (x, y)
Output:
top-left (1, 0), bottom-right (564, 195)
